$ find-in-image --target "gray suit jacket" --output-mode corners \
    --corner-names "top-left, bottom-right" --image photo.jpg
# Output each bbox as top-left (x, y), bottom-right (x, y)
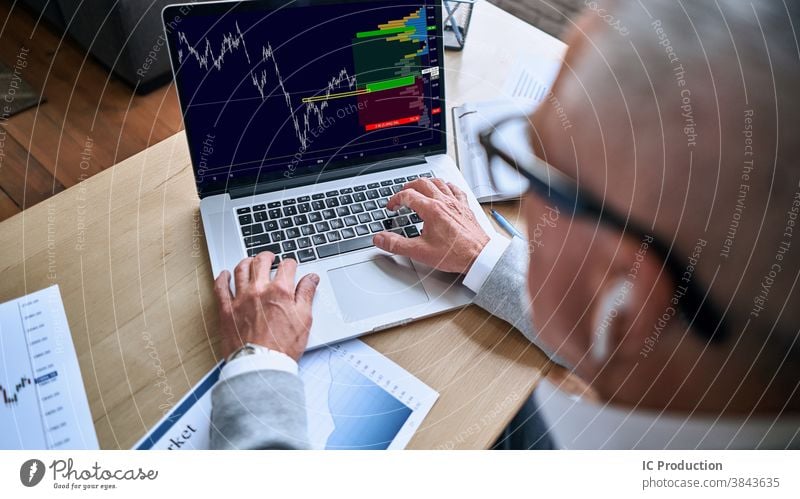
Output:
top-left (210, 237), bottom-right (536, 449)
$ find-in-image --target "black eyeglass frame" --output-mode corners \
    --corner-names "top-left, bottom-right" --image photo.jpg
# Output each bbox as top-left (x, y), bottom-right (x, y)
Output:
top-left (478, 114), bottom-right (727, 343)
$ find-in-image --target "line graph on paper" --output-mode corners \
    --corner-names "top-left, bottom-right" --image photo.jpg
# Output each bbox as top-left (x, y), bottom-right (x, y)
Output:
top-left (0, 286), bottom-right (98, 449)
top-left (168, 0), bottom-right (443, 191)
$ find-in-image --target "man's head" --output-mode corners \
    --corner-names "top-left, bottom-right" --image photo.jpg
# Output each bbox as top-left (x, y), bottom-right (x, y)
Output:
top-left (526, 0), bottom-right (800, 413)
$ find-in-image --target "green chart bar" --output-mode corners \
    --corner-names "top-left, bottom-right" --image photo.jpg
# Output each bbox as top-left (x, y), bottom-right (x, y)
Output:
top-left (365, 75), bottom-right (416, 92)
top-left (355, 26), bottom-right (413, 39)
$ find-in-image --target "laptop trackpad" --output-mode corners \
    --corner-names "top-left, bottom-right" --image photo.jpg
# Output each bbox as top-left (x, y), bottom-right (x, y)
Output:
top-left (328, 256), bottom-right (430, 323)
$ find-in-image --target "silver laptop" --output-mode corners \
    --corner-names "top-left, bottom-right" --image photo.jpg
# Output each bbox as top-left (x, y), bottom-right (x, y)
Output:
top-left (163, 0), bottom-right (495, 349)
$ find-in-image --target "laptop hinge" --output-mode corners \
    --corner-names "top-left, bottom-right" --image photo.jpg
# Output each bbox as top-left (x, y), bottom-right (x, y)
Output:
top-left (228, 155), bottom-right (427, 199)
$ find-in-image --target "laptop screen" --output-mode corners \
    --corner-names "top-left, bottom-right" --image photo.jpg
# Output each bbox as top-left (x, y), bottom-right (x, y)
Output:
top-left (165, 0), bottom-right (445, 198)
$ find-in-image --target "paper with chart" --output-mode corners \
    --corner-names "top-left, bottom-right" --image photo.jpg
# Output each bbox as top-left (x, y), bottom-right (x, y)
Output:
top-left (135, 339), bottom-right (438, 450)
top-left (453, 54), bottom-right (562, 202)
top-left (0, 285), bottom-right (99, 449)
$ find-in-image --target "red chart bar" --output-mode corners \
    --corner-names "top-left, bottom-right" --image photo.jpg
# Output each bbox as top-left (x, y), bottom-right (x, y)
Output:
top-left (364, 115), bottom-right (421, 131)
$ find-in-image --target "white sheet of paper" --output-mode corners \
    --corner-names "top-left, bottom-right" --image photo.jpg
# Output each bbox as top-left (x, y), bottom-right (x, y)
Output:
top-left (134, 339), bottom-right (438, 450)
top-left (454, 53), bottom-right (562, 203)
top-left (0, 285), bottom-right (99, 450)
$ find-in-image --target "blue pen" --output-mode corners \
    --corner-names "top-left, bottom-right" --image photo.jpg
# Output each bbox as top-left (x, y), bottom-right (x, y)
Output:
top-left (491, 209), bottom-right (524, 239)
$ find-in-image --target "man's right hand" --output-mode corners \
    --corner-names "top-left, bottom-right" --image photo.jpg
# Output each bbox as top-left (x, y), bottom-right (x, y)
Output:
top-left (373, 178), bottom-right (490, 274)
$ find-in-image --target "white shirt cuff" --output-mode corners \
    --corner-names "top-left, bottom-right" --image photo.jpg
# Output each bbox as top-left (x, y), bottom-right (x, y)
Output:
top-left (462, 233), bottom-right (512, 293)
top-left (219, 347), bottom-right (299, 382)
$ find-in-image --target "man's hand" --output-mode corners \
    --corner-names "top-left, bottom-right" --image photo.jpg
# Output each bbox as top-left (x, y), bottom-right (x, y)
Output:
top-left (213, 253), bottom-right (320, 362)
top-left (373, 178), bottom-right (490, 274)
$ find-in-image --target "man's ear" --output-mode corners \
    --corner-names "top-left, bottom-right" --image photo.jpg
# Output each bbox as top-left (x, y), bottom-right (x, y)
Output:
top-left (587, 234), bottom-right (676, 374)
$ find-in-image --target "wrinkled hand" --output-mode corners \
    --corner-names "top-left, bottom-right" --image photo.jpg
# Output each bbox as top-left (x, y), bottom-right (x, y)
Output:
top-left (213, 253), bottom-right (319, 362)
top-left (373, 178), bottom-right (489, 274)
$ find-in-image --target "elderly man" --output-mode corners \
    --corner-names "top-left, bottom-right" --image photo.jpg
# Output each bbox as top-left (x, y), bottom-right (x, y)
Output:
top-left (209, 0), bottom-right (800, 449)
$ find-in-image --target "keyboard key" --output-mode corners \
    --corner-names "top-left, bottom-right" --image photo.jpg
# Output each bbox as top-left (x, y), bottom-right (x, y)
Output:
top-left (297, 237), bottom-right (311, 249)
top-left (236, 207), bottom-right (251, 214)
top-left (271, 255), bottom-right (281, 268)
top-left (326, 231), bottom-right (341, 242)
top-left (325, 190), bottom-right (339, 197)
top-left (404, 225), bottom-right (420, 238)
top-left (316, 234), bottom-right (375, 259)
top-left (369, 222), bottom-right (384, 233)
top-left (350, 203), bottom-right (364, 214)
top-left (367, 182), bottom-right (380, 189)
top-left (298, 249), bottom-right (316, 262)
top-left (312, 234), bottom-right (327, 245)
top-left (339, 194), bottom-right (353, 205)
top-left (407, 175), bottom-right (418, 181)
top-left (380, 180), bottom-right (393, 186)
top-left (265, 220), bottom-right (278, 231)
top-left (298, 203), bottom-right (311, 213)
top-left (311, 200), bottom-right (325, 210)
top-left (340, 187), bottom-right (354, 194)
top-left (297, 196), bottom-right (311, 202)
top-left (238, 214), bottom-right (253, 225)
top-left (371, 210), bottom-right (386, 220)
top-left (364, 200), bottom-right (377, 211)
top-left (366, 190), bottom-right (379, 199)
top-left (271, 231), bottom-right (286, 242)
top-left (283, 206), bottom-right (298, 216)
top-left (396, 215), bottom-right (410, 226)
top-left (336, 206), bottom-right (350, 217)
top-left (398, 207), bottom-right (412, 215)
top-left (268, 208), bottom-right (282, 219)
top-left (283, 252), bottom-right (296, 261)
top-left (379, 187), bottom-right (393, 196)
top-left (341, 228), bottom-right (356, 239)
top-left (390, 228), bottom-right (404, 236)
top-left (267, 201), bottom-right (281, 208)
top-left (244, 234), bottom-right (270, 247)
top-left (282, 199), bottom-right (296, 205)
top-left (392, 185), bottom-right (403, 194)
top-left (286, 228), bottom-right (301, 239)
top-left (294, 214), bottom-right (308, 225)
top-left (354, 185), bottom-right (367, 192)
top-left (279, 218), bottom-right (293, 229)
top-left (247, 243), bottom-right (280, 257)
top-left (241, 224), bottom-right (264, 237)
top-left (322, 209), bottom-right (336, 220)
top-left (410, 213), bottom-right (422, 224)
top-left (344, 216), bottom-right (357, 226)
top-left (282, 240), bottom-right (297, 252)
top-left (253, 204), bottom-right (266, 211)
top-left (356, 224), bottom-right (370, 236)
top-left (315, 221), bottom-right (330, 232)
top-left (393, 177), bottom-right (406, 184)
top-left (308, 212), bottom-right (322, 223)
top-left (357, 213), bottom-right (372, 224)
top-left (420, 172), bottom-right (433, 178)
top-left (311, 193), bottom-right (325, 200)
top-left (301, 225), bottom-right (315, 236)
top-left (325, 198), bottom-right (340, 208)
top-left (353, 192), bottom-right (366, 202)
top-left (385, 209), bottom-right (398, 217)
top-left (330, 219), bottom-right (344, 229)
top-left (254, 211), bottom-right (269, 222)
top-left (377, 198), bottom-right (389, 208)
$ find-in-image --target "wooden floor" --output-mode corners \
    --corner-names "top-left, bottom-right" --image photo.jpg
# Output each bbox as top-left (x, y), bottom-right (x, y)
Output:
top-left (0, 2), bottom-right (183, 223)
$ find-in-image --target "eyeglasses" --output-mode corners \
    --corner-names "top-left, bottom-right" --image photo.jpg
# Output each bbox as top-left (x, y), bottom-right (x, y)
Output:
top-left (478, 114), bottom-right (727, 343)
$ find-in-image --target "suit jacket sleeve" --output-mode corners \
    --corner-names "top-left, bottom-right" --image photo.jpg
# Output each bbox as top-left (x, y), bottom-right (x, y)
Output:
top-left (210, 369), bottom-right (310, 449)
top-left (472, 236), bottom-right (565, 364)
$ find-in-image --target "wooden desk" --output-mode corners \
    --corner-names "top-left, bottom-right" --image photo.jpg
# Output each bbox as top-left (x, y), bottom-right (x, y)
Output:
top-left (0, 1), bottom-right (565, 449)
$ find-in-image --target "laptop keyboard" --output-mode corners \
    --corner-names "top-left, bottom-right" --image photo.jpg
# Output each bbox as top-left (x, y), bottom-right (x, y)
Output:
top-left (235, 173), bottom-right (431, 268)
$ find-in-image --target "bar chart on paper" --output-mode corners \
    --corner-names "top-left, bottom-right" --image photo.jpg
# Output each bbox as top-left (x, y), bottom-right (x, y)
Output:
top-left (0, 286), bottom-right (98, 449)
